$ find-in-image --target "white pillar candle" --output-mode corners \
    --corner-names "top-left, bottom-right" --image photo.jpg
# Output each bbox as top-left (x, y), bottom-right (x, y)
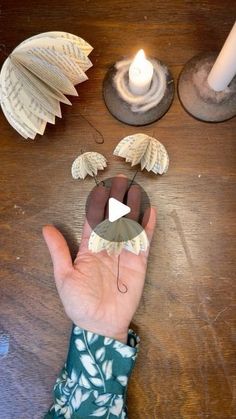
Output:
top-left (129, 49), bottom-right (154, 95)
top-left (207, 21), bottom-right (236, 92)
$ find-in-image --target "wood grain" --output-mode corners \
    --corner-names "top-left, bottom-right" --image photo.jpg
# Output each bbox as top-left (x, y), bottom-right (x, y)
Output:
top-left (0, 1), bottom-right (235, 418)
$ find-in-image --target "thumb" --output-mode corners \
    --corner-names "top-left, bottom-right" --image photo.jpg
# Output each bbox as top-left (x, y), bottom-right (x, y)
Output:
top-left (142, 207), bottom-right (157, 243)
top-left (42, 225), bottom-right (73, 284)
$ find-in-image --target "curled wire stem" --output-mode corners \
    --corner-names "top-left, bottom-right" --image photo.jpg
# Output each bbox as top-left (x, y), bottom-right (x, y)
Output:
top-left (93, 176), bottom-right (105, 187)
top-left (93, 175), bottom-right (99, 186)
top-left (116, 254), bottom-right (128, 294)
top-left (128, 168), bottom-right (139, 191)
top-left (79, 112), bottom-right (104, 144)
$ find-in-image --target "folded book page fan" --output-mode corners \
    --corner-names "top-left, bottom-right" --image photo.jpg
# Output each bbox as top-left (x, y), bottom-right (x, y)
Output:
top-left (88, 218), bottom-right (149, 293)
top-left (113, 133), bottom-right (169, 176)
top-left (88, 218), bottom-right (149, 256)
top-left (0, 31), bottom-right (93, 139)
top-left (71, 152), bottom-right (107, 185)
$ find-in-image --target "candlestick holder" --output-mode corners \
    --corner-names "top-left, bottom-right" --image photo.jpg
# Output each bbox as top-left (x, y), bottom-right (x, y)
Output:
top-left (178, 52), bottom-right (236, 122)
top-left (103, 57), bottom-right (174, 126)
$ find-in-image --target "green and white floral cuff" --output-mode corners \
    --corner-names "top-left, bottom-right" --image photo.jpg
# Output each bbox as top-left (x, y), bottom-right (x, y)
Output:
top-left (45, 325), bottom-right (140, 418)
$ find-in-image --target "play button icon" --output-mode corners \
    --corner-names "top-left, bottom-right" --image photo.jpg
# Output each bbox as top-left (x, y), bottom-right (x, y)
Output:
top-left (85, 176), bottom-right (151, 242)
top-left (108, 197), bottom-right (131, 222)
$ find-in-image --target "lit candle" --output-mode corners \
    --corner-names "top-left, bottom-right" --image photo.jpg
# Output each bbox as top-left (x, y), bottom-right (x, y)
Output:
top-left (129, 49), bottom-right (154, 95)
top-left (207, 21), bottom-right (236, 92)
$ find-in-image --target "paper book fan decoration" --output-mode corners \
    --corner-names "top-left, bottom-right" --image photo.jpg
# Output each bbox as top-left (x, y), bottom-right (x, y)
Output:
top-left (0, 31), bottom-right (93, 139)
top-left (88, 218), bottom-right (149, 256)
top-left (71, 152), bottom-right (107, 185)
top-left (113, 133), bottom-right (169, 175)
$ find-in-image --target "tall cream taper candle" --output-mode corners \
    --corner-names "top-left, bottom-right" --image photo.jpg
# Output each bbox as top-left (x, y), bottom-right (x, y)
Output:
top-left (207, 21), bottom-right (236, 92)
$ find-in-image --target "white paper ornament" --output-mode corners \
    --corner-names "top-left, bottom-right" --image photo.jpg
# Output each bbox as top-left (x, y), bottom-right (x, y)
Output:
top-left (113, 133), bottom-right (169, 174)
top-left (88, 218), bottom-right (149, 256)
top-left (71, 152), bottom-right (107, 180)
top-left (0, 32), bottom-right (93, 139)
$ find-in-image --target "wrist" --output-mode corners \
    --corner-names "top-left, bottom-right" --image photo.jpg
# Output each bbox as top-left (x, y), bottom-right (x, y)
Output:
top-left (73, 321), bottom-right (129, 344)
top-left (112, 331), bottom-right (128, 344)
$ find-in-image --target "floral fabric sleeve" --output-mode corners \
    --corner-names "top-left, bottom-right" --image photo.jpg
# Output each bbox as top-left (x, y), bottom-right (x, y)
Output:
top-left (45, 325), bottom-right (140, 419)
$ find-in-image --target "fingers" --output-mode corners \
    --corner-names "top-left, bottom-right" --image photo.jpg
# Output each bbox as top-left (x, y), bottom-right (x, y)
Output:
top-left (78, 219), bottom-right (93, 253)
top-left (109, 174), bottom-right (128, 201)
top-left (42, 225), bottom-right (73, 283)
top-left (142, 207), bottom-right (157, 244)
top-left (105, 174), bottom-right (128, 218)
top-left (79, 184), bottom-right (109, 255)
top-left (78, 176), bottom-right (156, 259)
top-left (126, 185), bottom-right (141, 221)
top-left (87, 184), bottom-right (109, 229)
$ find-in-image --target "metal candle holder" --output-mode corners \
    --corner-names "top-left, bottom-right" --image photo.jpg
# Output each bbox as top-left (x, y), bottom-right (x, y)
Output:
top-left (103, 57), bottom-right (174, 126)
top-left (178, 52), bottom-right (236, 122)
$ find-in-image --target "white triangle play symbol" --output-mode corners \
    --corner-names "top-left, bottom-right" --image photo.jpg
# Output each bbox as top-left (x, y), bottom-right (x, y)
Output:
top-left (108, 197), bottom-right (131, 222)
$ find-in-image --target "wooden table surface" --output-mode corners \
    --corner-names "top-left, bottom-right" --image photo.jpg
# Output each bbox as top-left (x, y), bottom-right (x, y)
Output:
top-left (0, 1), bottom-right (235, 418)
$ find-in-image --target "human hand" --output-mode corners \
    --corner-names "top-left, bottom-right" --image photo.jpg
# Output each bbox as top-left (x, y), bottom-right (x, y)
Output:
top-left (43, 175), bottom-right (156, 344)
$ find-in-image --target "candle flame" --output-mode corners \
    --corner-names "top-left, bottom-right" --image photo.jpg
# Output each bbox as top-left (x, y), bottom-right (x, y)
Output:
top-left (133, 49), bottom-right (146, 65)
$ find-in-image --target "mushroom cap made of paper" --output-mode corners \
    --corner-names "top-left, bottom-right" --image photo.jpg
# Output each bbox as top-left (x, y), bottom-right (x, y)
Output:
top-left (113, 133), bottom-right (169, 174)
top-left (88, 218), bottom-right (149, 255)
top-left (71, 151), bottom-right (107, 179)
top-left (0, 32), bottom-right (93, 139)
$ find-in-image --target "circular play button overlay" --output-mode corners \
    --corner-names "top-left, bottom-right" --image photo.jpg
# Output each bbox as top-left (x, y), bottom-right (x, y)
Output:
top-left (108, 197), bottom-right (131, 222)
top-left (85, 176), bottom-right (151, 242)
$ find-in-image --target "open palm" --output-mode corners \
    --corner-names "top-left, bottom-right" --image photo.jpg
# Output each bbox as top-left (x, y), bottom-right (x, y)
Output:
top-left (43, 175), bottom-right (156, 343)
